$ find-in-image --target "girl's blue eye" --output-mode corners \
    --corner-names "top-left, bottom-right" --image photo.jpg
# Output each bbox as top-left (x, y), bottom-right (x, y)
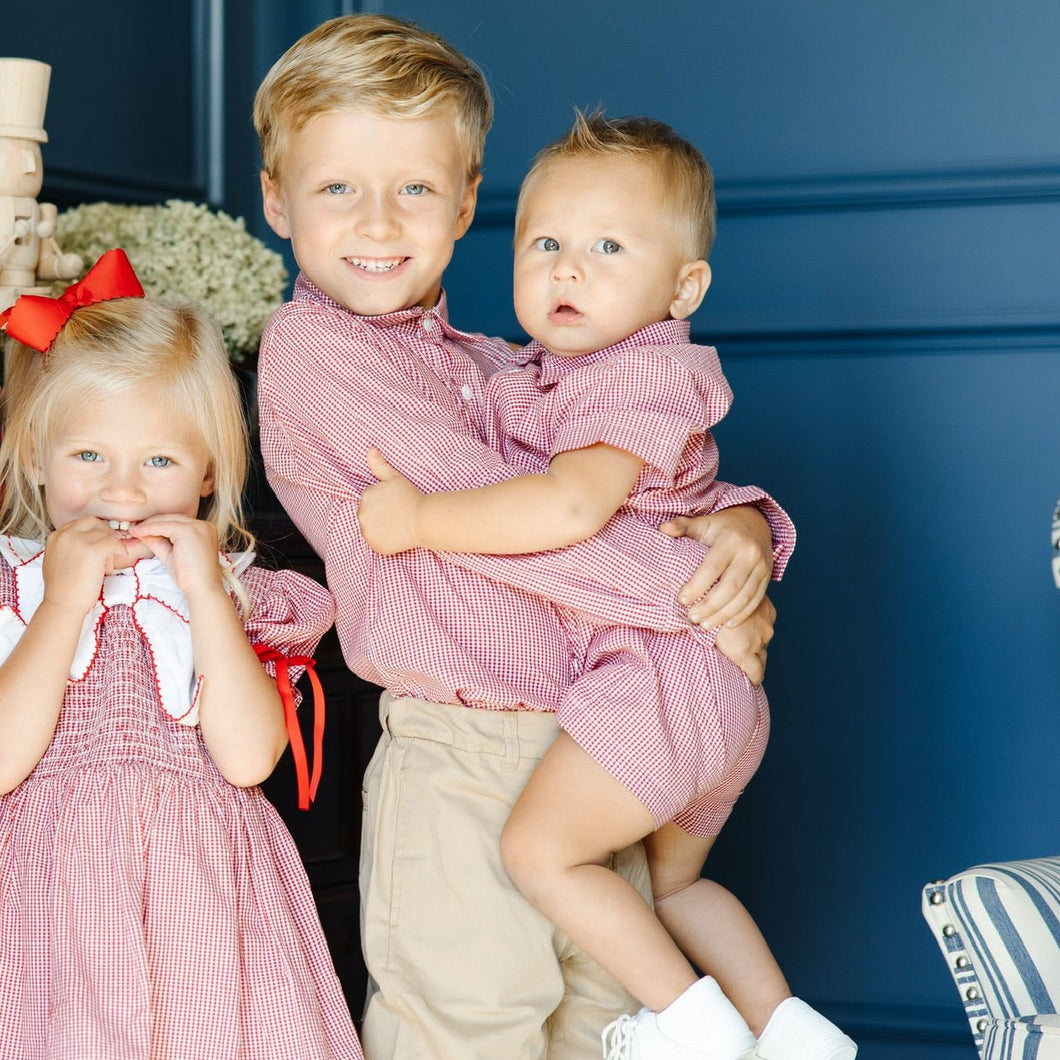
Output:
top-left (533, 237), bottom-right (560, 252)
top-left (401, 183), bottom-right (427, 196)
top-left (147, 456), bottom-right (171, 468)
top-left (325, 183), bottom-right (349, 195)
top-left (78, 451), bottom-right (101, 463)
top-left (593, 238), bottom-right (622, 255)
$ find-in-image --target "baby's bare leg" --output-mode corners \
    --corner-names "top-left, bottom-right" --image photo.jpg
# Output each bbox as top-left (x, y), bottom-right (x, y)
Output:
top-left (501, 731), bottom-right (698, 1011)
top-left (645, 823), bottom-right (791, 1036)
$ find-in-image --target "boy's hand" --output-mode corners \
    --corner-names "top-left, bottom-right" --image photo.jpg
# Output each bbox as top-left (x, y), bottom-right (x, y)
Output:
top-left (660, 505), bottom-right (773, 628)
top-left (358, 448), bottom-right (425, 555)
top-left (714, 594), bottom-right (775, 686)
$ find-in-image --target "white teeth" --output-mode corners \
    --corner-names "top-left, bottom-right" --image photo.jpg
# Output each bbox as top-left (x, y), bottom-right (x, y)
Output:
top-left (348, 257), bottom-right (403, 273)
top-left (108, 520), bottom-right (131, 532)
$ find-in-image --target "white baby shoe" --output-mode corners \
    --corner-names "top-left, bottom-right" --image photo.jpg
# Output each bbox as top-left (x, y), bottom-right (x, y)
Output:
top-left (755, 997), bottom-right (856, 1060)
top-left (602, 977), bottom-right (757, 1060)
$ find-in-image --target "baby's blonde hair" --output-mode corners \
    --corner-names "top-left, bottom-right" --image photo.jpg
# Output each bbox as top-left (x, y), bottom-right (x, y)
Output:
top-left (254, 13), bottom-right (493, 183)
top-left (0, 297), bottom-right (254, 584)
top-left (518, 111), bottom-right (717, 261)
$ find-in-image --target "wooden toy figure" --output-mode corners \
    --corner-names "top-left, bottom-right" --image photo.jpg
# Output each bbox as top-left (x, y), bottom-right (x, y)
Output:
top-left (0, 59), bottom-right (82, 313)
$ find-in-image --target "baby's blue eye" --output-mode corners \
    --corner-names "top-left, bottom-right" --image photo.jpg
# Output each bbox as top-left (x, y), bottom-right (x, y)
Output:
top-left (147, 456), bottom-right (171, 468)
top-left (533, 237), bottom-right (560, 252)
top-left (77, 451), bottom-right (101, 463)
top-left (593, 238), bottom-right (622, 255)
top-left (325, 183), bottom-right (350, 195)
top-left (401, 183), bottom-right (427, 196)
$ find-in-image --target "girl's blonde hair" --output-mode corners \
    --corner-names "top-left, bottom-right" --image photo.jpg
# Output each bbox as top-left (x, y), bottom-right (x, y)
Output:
top-left (0, 296), bottom-right (255, 590)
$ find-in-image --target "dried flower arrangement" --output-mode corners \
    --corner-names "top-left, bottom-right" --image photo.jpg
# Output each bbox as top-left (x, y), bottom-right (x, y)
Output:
top-left (54, 199), bottom-right (288, 365)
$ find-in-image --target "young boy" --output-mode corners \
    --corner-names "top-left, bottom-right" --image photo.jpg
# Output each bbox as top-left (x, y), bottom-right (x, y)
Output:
top-left (253, 14), bottom-right (793, 1060)
top-left (357, 113), bottom-right (855, 1060)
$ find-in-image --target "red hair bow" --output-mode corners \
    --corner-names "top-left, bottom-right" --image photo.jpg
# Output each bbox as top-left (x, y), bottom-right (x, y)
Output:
top-left (0, 247), bottom-right (145, 352)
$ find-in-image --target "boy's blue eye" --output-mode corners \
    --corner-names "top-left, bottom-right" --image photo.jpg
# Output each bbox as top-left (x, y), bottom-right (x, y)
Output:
top-left (77, 450), bottom-right (101, 463)
top-left (593, 238), bottom-right (622, 255)
top-left (325, 183), bottom-right (349, 195)
top-left (401, 183), bottom-right (427, 196)
top-left (533, 237), bottom-right (560, 252)
top-left (147, 456), bottom-right (171, 468)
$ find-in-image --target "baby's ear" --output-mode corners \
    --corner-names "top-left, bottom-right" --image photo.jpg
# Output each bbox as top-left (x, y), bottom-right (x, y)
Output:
top-left (670, 260), bottom-right (711, 320)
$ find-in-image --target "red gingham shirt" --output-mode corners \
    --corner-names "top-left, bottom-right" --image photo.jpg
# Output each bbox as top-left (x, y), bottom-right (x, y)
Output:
top-left (489, 319), bottom-right (740, 520)
top-left (256, 276), bottom-right (795, 712)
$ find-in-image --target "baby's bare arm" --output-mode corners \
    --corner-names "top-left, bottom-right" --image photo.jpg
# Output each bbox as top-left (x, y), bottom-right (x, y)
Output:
top-left (358, 444), bottom-right (644, 556)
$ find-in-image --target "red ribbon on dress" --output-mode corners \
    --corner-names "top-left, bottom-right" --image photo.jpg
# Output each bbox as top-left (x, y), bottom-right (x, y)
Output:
top-left (254, 644), bottom-right (326, 811)
top-left (0, 247), bottom-right (145, 352)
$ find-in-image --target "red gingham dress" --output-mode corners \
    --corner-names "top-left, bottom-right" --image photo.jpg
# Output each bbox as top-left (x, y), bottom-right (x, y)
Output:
top-left (486, 320), bottom-right (773, 835)
top-left (0, 540), bottom-right (363, 1060)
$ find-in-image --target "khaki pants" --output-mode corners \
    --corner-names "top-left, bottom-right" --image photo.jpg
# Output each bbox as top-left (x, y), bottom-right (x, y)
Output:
top-left (359, 693), bottom-right (650, 1059)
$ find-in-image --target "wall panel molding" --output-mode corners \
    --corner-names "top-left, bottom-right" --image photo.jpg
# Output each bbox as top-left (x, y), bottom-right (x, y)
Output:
top-left (472, 164), bottom-right (1060, 229)
top-left (21, 3), bottom-right (219, 211)
top-left (721, 165), bottom-right (1060, 216)
top-left (42, 169), bottom-right (209, 210)
top-left (451, 181), bottom-right (1060, 347)
top-left (697, 323), bottom-right (1060, 358)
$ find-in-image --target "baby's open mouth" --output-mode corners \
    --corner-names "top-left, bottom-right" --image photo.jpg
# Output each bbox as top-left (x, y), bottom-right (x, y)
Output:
top-left (108, 520), bottom-right (134, 538)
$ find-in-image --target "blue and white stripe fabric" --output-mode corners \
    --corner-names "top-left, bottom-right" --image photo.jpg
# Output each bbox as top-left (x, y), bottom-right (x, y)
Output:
top-left (923, 858), bottom-right (1060, 1058)
top-left (983, 1015), bottom-right (1060, 1060)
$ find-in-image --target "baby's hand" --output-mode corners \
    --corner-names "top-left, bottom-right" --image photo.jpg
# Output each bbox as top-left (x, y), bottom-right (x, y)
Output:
top-left (129, 515), bottom-right (224, 599)
top-left (357, 448), bottom-right (424, 555)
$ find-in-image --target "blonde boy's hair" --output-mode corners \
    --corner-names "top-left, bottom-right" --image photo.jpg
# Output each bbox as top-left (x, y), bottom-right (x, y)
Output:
top-left (254, 13), bottom-right (493, 182)
top-left (0, 298), bottom-right (254, 566)
top-left (518, 111), bottom-right (717, 261)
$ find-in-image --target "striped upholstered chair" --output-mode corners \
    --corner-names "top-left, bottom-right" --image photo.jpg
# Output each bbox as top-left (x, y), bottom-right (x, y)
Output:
top-left (922, 858), bottom-right (1060, 1059)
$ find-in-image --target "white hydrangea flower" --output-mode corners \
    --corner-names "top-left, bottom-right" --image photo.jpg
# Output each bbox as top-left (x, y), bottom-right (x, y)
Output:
top-left (54, 200), bottom-right (288, 364)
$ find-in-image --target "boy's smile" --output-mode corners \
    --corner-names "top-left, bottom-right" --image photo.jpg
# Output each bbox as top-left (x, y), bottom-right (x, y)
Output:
top-left (262, 109), bottom-right (480, 317)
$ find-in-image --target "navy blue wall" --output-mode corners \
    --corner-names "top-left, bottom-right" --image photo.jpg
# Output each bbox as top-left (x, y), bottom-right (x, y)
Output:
top-left (12, 3), bottom-right (1060, 1056)
top-left (381, 5), bottom-right (1060, 1056)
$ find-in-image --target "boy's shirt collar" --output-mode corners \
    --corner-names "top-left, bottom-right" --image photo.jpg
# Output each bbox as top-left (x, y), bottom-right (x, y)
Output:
top-left (292, 272), bottom-right (484, 346)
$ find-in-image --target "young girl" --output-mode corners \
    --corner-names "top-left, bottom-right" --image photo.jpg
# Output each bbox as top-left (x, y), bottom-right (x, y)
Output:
top-left (357, 116), bottom-right (855, 1060)
top-left (0, 250), bottom-right (363, 1060)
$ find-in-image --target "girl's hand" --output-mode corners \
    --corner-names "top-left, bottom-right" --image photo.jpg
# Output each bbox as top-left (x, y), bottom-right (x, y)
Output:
top-left (128, 515), bottom-right (224, 599)
top-left (357, 448), bottom-right (425, 555)
top-left (660, 505), bottom-right (773, 628)
top-left (43, 517), bottom-right (146, 617)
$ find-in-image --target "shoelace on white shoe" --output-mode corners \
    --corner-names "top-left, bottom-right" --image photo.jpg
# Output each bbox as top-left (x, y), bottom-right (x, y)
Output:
top-left (601, 1014), bottom-right (637, 1059)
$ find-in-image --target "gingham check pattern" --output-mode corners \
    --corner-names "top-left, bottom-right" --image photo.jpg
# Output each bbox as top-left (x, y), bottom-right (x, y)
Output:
top-left (0, 555), bottom-right (363, 1059)
top-left (257, 276), bottom-right (795, 719)
top-left (485, 321), bottom-right (773, 833)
